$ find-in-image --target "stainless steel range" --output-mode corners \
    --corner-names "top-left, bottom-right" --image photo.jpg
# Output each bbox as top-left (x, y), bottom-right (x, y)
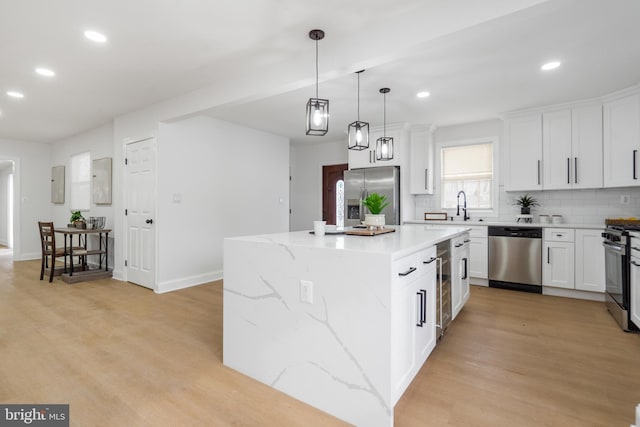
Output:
top-left (602, 221), bottom-right (639, 332)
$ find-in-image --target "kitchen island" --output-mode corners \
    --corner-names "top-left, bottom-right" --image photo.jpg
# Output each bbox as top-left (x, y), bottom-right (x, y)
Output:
top-left (223, 225), bottom-right (468, 427)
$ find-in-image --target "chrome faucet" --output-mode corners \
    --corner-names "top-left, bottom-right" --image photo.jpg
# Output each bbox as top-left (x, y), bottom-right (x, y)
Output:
top-left (456, 190), bottom-right (469, 221)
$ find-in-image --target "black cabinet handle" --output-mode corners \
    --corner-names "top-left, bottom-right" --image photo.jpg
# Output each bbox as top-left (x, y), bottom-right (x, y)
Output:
top-left (462, 258), bottom-right (468, 280)
top-left (567, 157), bottom-right (570, 184)
top-left (416, 291), bottom-right (424, 327)
top-left (399, 266), bottom-right (417, 277)
top-left (420, 289), bottom-right (427, 325)
top-left (146, 219), bottom-right (153, 224)
top-left (574, 157), bottom-right (578, 184)
top-left (537, 160), bottom-right (541, 185)
top-left (455, 243), bottom-right (463, 248)
top-left (464, 239), bottom-right (471, 243)
top-left (423, 257), bottom-right (436, 264)
top-left (634, 150), bottom-right (638, 180)
top-left (547, 247), bottom-right (551, 264)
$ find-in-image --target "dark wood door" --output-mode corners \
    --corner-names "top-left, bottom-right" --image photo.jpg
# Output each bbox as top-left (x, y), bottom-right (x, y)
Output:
top-left (322, 163), bottom-right (349, 225)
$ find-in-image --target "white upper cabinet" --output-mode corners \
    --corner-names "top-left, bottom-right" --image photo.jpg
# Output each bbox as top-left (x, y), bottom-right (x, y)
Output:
top-left (409, 126), bottom-right (434, 195)
top-left (572, 105), bottom-right (604, 189)
top-left (543, 110), bottom-right (572, 190)
top-left (543, 105), bottom-right (603, 190)
top-left (603, 93), bottom-right (640, 187)
top-left (505, 114), bottom-right (542, 191)
top-left (348, 123), bottom-right (406, 169)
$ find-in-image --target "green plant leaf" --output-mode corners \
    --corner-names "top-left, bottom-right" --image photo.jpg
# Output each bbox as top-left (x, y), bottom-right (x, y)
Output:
top-left (361, 193), bottom-right (390, 215)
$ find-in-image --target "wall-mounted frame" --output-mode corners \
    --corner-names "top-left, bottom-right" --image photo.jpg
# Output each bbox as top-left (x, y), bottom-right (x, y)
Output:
top-left (92, 157), bottom-right (112, 205)
top-left (51, 165), bottom-right (65, 204)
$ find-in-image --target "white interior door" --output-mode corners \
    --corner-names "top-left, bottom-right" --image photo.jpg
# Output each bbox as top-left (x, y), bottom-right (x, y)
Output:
top-left (125, 138), bottom-right (156, 289)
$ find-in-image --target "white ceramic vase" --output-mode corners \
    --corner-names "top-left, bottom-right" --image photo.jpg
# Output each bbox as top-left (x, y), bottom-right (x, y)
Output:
top-left (364, 214), bottom-right (385, 228)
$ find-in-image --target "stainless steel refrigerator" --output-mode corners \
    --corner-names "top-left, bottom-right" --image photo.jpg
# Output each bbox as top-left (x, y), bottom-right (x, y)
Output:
top-left (343, 166), bottom-right (401, 227)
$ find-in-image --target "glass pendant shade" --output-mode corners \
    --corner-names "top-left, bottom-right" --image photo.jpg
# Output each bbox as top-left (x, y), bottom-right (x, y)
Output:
top-left (376, 87), bottom-right (394, 160)
top-left (348, 120), bottom-right (369, 150)
top-left (347, 70), bottom-right (369, 150)
top-left (376, 136), bottom-right (394, 160)
top-left (306, 29), bottom-right (329, 136)
top-left (306, 97), bottom-right (329, 135)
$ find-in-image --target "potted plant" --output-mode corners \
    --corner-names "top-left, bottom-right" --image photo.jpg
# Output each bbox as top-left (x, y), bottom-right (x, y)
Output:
top-left (362, 193), bottom-right (390, 228)
top-left (514, 194), bottom-right (538, 214)
top-left (70, 211), bottom-right (86, 228)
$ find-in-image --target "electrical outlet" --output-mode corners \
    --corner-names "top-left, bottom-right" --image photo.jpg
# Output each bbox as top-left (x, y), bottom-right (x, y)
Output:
top-left (621, 195), bottom-right (631, 205)
top-left (300, 280), bottom-right (314, 304)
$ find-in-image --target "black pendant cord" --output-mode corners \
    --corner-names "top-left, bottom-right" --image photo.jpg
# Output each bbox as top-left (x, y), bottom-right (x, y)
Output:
top-left (383, 91), bottom-right (386, 137)
top-left (315, 38), bottom-right (319, 100)
top-left (357, 72), bottom-right (360, 121)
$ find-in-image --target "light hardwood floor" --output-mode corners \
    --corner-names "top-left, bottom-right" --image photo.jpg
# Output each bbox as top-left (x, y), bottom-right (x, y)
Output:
top-left (2, 253), bottom-right (639, 426)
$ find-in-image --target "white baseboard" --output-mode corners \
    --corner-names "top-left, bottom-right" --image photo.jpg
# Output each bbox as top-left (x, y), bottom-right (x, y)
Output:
top-left (542, 286), bottom-right (605, 302)
top-left (156, 270), bottom-right (223, 294)
top-left (13, 252), bottom-right (40, 261)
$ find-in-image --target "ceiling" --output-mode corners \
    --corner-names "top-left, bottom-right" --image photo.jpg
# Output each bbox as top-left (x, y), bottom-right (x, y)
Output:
top-left (0, 0), bottom-right (638, 145)
top-left (209, 0), bottom-right (640, 145)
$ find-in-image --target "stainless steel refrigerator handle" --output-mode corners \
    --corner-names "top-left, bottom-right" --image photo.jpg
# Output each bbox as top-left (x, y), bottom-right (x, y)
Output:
top-left (436, 257), bottom-right (443, 331)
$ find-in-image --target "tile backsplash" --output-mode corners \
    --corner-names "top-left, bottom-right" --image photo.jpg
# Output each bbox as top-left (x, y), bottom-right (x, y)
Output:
top-left (414, 187), bottom-right (640, 224)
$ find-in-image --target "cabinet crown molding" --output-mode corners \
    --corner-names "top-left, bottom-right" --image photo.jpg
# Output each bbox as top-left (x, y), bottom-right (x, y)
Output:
top-left (500, 83), bottom-right (640, 120)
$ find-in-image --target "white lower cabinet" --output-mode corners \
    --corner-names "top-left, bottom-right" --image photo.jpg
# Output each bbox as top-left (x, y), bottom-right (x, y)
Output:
top-left (468, 226), bottom-right (488, 279)
top-left (543, 228), bottom-right (575, 289)
top-left (451, 233), bottom-right (470, 319)
top-left (575, 229), bottom-right (605, 292)
top-left (391, 246), bottom-right (437, 405)
top-left (543, 227), bottom-right (605, 294)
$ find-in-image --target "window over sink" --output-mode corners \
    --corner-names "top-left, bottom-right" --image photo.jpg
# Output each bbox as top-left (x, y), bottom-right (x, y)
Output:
top-left (438, 138), bottom-right (497, 215)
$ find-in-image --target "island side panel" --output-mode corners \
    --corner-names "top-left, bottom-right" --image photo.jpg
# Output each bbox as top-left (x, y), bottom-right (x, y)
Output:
top-left (223, 237), bottom-right (394, 427)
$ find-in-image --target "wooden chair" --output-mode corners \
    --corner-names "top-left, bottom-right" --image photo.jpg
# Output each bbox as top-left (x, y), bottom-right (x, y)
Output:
top-left (38, 221), bottom-right (66, 282)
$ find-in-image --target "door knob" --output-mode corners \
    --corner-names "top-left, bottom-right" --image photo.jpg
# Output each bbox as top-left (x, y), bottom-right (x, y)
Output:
top-left (146, 219), bottom-right (153, 224)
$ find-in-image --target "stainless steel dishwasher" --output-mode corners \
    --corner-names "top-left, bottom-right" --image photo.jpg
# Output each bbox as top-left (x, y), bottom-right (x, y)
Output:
top-left (488, 226), bottom-right (542, 293)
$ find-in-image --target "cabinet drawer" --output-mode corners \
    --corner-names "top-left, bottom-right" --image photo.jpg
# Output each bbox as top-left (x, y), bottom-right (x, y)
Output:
top-left (544, 228), bottom-right (575, 242)
top-left (468, 226), bottom-right (488, 238)
top-left (416, 247), bottom-right (437, 275)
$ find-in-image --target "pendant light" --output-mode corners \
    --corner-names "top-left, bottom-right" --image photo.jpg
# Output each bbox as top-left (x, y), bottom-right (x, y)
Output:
top-left (305, 29), bottom-right (329, 136)
top-left (347, 70), bottom-right (369, 150)
top-left (376, 88), bottom-right (394, 161)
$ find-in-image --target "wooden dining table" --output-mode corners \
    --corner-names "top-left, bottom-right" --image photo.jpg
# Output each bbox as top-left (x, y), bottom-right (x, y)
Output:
top-left (54, 227), bottom-right (112, 282)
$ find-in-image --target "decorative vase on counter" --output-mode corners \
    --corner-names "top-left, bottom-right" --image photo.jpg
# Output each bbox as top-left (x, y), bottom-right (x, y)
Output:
top-left (364, 214), bottom-right (385, 229)
top-left (521, 207), bottom-right (531, 215)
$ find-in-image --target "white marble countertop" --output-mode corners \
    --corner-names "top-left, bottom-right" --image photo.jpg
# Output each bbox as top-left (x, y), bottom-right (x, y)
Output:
top-left (403, 219), bottom-right (605, 229)
top-left (226, 225), bottom-right (469, 259)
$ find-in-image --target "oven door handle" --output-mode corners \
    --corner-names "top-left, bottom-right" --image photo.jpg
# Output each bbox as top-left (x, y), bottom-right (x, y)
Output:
top-left (602, 241), bottom-right (625, 252)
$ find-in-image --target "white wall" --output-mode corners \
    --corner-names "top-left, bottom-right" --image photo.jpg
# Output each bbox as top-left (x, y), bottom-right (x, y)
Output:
top-left (289, 140), bottom-right (348, 231)
top-left (49, 123), bottom-right (115, 268)
top-left (0, 138), bottom-right (51, 260)
top-left (0, 163), bottom-right (12, 246)
top-left (50, 123), bottom-right (115, 227)
top-left (157, 116), bottom-right (289, 292)
top-left (414, 119), bottom-right (503, 220)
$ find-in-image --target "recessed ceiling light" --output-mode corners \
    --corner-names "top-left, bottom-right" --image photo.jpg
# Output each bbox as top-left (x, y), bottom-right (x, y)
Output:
top-left (541, 61), bottom-right (561, 71)
top-left (84, 30), bottom-right (107, 43)
top-left (35, 67), bottom-right (55, 77)
top-left (7, 91), bottom-right (24, 99)
top-left (416, 91), bottom-right (431, 98)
